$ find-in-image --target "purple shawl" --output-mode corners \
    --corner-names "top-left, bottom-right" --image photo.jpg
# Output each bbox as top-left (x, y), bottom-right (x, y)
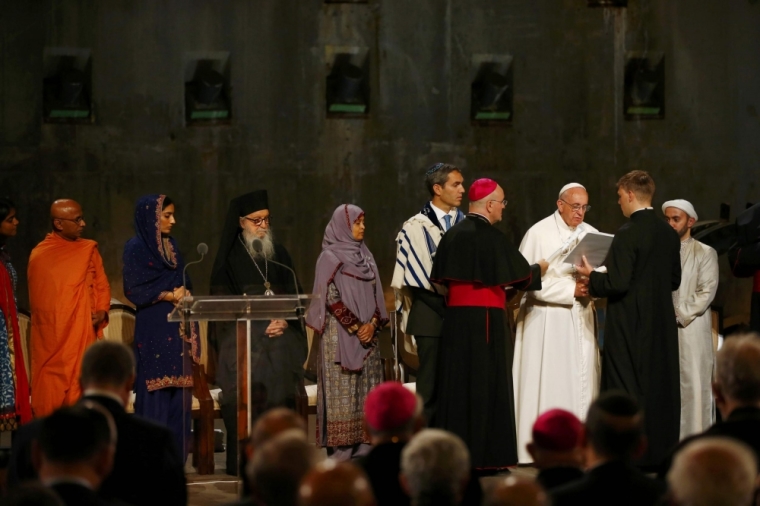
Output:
top-left (306, 204), bottom-right (387, 370)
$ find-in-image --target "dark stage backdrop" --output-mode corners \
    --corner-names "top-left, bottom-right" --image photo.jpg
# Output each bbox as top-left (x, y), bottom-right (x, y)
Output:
top-left (1, 1), bottom-right (757, 319)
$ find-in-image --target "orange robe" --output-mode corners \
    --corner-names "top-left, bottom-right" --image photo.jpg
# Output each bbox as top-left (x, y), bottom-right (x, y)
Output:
top-left (28, 233), bottom-right (111, 417)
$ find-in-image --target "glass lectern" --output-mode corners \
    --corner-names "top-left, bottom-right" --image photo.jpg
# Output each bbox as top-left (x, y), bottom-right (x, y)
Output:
top-left (168, 294), bottom-right (315, 474)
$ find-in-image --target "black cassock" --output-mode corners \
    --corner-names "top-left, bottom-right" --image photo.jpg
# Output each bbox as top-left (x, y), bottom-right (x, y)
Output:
top-left (431, 214), bottom-right (541, 469)
top-left (210, 239), bottom-right (307, 473)
top-left (588, 209), bottom-right (681, 467)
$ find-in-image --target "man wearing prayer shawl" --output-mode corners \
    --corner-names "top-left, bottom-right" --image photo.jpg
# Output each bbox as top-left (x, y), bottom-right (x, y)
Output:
top-left (663, 199), bottom-right (719, 439)
top-left (513, 183), bottom-right (600, 464)
top-left (391, 162), bottom-right (466, 425)
top-left (209, 190), bottom-right (306, 474)
top-left (431, 178), bottom-right (546, 469)
top-left (306, 204), bottom-right (388, 460)
top-left (576, 170), bottom-right (681, 468)
top-left (28, 199), bottom-right (110, 418)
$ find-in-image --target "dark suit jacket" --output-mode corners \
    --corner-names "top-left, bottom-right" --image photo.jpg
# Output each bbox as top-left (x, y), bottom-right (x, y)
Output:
top-left (49, 482), bottom-right (115, 506)
top-left (551, 460), bottom-right (666, 506)
top-left (9, 395), bottom-right (187, 506)
top-left (405, 287), bottom-right (446, 337)
top-left (659, 406), bottom-right (760, 479)
top-left (536, 466), bottom-right (584, 492)
top-left (358, 442), bottom-right (410, 506)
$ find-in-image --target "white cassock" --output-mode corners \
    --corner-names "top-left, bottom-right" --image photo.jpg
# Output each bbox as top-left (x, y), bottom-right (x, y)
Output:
top-left (673, 237), bottom-right (719, 440)
top-left (513, 211), bottom-right (600, 463)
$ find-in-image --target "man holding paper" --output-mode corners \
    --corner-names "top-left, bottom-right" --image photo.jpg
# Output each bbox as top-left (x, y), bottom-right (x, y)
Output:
top-left (576, 170), bottom-right (682, 468)
top-left (513, 183), bottom-right (600, 464)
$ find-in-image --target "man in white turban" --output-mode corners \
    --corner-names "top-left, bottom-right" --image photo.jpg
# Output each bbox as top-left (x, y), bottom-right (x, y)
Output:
top-left (663, 199), bottom-right (719, 439)
top-left (512, 183), bottom-right (600, 463)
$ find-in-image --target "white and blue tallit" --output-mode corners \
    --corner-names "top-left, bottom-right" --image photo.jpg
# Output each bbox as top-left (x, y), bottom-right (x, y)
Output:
top-left (391, 203), bottom-right (464, 333)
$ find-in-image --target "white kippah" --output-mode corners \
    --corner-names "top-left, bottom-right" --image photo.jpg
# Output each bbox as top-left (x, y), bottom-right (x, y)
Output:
top-left (662, 199), bottom-right (698, 221)
top-left (558, 183), bottom-right (586, 199)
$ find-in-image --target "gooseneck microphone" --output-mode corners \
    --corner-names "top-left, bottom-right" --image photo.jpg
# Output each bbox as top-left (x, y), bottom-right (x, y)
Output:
top-left (252, 238), bottom-right (306, 334)
top-left (182, 242), bottom-right (208, 310)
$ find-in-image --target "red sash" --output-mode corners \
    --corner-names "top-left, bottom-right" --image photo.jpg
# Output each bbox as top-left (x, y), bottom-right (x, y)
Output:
top-left (447, 282), bottom-right (505, 309)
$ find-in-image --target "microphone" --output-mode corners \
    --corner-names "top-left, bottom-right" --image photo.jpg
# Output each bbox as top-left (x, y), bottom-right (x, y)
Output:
top-left (182, 242), bottom-right (208, 311)
top-left (252, 238), bottom-right (306, 333)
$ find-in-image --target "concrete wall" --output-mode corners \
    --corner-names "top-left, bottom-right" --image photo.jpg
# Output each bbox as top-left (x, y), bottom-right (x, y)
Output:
top-left (1, 0), bottom-right (758, 316)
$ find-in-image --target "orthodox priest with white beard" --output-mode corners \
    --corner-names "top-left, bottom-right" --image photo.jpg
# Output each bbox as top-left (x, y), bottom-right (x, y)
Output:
top-left (513, 183), bottom-right (600, 464)
top-left (209, 190), bottom-right (306, 474)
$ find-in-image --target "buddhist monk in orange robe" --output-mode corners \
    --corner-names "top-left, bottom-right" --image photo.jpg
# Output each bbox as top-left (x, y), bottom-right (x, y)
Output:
top-left (28, 199), bottom-right (110, 417)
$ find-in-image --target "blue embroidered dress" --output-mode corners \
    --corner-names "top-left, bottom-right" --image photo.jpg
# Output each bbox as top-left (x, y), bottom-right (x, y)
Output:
top-left (123, 195), bottom-right (199, 459)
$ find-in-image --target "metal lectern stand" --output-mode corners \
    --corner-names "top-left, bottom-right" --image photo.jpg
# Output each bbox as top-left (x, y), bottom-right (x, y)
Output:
top-left (168, 294), bottom-right (315, 475)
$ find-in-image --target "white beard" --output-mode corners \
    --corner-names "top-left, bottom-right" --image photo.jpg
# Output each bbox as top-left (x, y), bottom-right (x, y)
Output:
top-left (242, 228), bottom-right (275, 260)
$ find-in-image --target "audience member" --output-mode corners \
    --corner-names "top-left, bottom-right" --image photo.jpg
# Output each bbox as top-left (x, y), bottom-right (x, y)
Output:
top-left (33, 405), bottom-right (116, 506)
top-left (551, 392), bottom-right (666, 506)
top-left (660, 332), bottom-right (760, 477)
top-left (667, 437), bottom-right (758, 506)
top-left (527, 408), bottom-right (584, 491)
top-left (251, 407), bottom-right (307, 448)
top-left (298, 460), bottom-right (375, 506)
top-left (1, 482), bottom-right (64, 506)
top-left (238, 430), bottom-right (319, 506)
top-left (358, 382), bottom-right (424, 506)
top-left (237, 406), bottom-right (308, 497)
top-left (487, 476), bottom-right (548, 506)
top-left (400, 429), bottom-right (470, 506)
top-left (9, 340), bottom-right (187, 506)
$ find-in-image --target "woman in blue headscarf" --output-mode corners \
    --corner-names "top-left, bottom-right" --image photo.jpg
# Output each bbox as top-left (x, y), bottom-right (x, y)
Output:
top-left (306, 204), bottom-right (389, 461)
top-left (123, 194), bottom-right (199, 460)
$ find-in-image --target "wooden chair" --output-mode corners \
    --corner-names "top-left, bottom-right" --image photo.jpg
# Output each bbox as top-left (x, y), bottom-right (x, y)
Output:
top-left (190, 320), bottom-right (222, 475)
top-left (17, 309), bottom-right (31, 384)
top-left (295, 326), bottom-right (319, 423)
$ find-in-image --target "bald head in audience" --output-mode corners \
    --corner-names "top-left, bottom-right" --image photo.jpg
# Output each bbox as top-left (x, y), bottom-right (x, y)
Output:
top-left (298, 460), bottom-right (375, 506)
top-left (667, 437), bottom-right (758, 506)
top-left (487, 477), bottom-right (548, 506)
top-left (713, 332), bottom-right (760, 419)
top-left (247, 429), bottom-right (319, 506)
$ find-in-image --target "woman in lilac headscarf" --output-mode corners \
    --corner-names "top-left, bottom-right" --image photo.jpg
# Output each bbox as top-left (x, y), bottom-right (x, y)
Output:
top-left (306, 204), bottom-right (388, 460)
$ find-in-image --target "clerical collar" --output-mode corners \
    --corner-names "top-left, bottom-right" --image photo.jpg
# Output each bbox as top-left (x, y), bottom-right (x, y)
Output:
top-left (631, 207), bottom-right (654, 215)
top-left (467, 212), bottom-right (491, 224)
top-left (430, 202), bottom-right (457, 222)
top-left (83, 389), bottom-right (125, 407)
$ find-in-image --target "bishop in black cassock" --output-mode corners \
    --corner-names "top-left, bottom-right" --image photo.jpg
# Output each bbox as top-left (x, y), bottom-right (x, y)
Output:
top-left (209, 190), bottom-right (307, 474)
top-left (578, 171), bottom-right (681, 468)
top-left (431, 178), bottom-right (545, 469)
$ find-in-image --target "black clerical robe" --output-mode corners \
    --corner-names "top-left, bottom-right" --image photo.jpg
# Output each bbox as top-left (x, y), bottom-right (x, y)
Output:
top-left (588, 208), bottom-right (681, 467)
top-left (431, 214), bottom-right (541, 468)
top-left (210, 238), bottom-right (307, 473)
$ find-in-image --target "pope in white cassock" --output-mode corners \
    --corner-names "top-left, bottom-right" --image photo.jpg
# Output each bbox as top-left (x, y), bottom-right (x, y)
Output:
top-left (513, 183), bottom-right (600, 463)
top-left (663, 199), bottom-right (719, 440)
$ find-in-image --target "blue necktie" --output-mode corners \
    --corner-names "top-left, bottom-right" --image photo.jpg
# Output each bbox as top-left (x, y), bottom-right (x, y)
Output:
top-left (443, 215), bottom-right (452, 231)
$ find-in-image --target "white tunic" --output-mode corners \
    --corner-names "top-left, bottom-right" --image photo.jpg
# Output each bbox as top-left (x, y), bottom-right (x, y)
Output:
top-left (513, 211), bottom-right (600, 463)
top-left (674, 238), bottom-right (719, 440)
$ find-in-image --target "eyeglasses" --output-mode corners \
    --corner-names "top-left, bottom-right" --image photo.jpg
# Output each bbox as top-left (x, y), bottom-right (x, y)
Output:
top-left (242, 216), bottom-right (271, 227)
top-left (559, 199), bottom-right (591, 213)
top-left (55, 217), bottom-right (85, 225)
top-left (489, 199), bottom-right (508, 207)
